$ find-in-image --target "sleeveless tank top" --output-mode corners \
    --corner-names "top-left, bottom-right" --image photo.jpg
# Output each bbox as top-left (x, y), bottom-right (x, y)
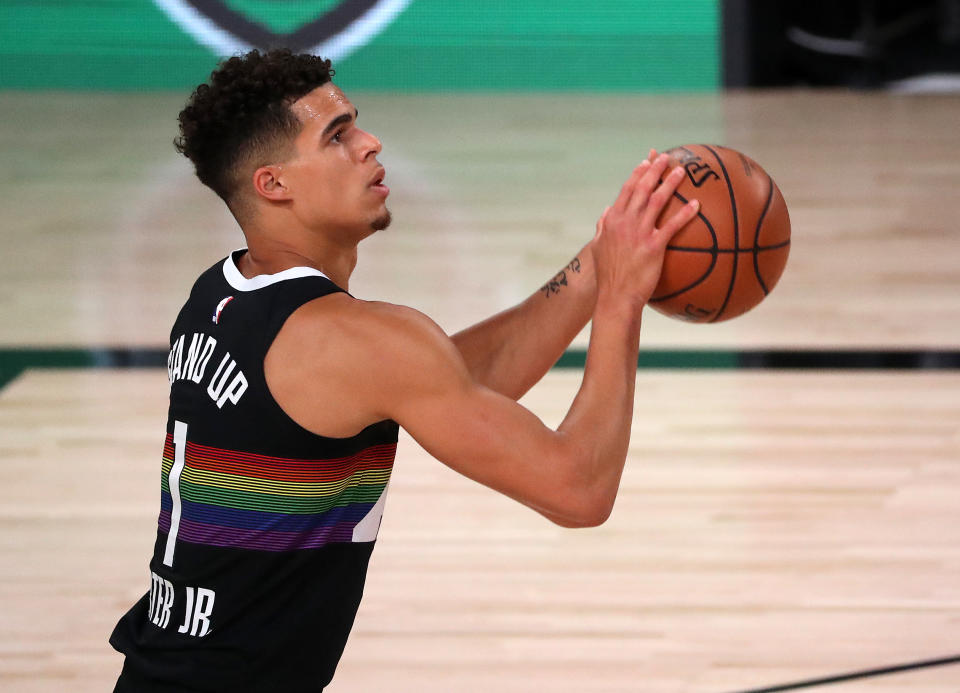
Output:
top-left (110, 250), bottom-right (398, 692)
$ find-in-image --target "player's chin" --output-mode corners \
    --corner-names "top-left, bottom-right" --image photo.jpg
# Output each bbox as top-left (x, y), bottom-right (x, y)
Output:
top-left (370, 208), bottom-right (392, 231)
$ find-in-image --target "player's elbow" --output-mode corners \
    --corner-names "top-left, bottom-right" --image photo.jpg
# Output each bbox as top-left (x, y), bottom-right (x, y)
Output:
top-left (544, 462), bottom-right (618, 528)
top-left (572, 490), bottom-right (617, 527)
top-left (586, 495), bottom-right (616, 527)
top-left (550, 498), bottom-right (613, 528)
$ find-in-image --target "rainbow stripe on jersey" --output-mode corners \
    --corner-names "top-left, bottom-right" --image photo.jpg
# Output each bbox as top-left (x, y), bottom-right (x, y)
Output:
top-left (158, 434), bottom-right (395, 552)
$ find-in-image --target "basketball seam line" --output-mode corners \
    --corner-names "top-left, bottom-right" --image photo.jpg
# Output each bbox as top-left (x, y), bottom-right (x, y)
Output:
top-left (665, 239), bottom-right (791, 253)
top-left (703, 144), bottom-right (739, 322)
top-left (752, 171), bottom-right (776, 295)
top-left (649, 190), bottom-right (719, 304)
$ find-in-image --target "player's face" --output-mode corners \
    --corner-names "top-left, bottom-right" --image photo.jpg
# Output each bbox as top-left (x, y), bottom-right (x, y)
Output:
top-left (283, 85), bottom-right (390, 238)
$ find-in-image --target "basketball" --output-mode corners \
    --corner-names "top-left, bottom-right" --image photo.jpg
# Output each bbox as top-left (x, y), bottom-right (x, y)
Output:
top-left (650, 144), bottom-right (791, 323)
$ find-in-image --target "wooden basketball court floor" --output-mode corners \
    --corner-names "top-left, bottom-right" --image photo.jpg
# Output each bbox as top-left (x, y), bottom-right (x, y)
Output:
top-left (1, 89), bottom-right (959, 692)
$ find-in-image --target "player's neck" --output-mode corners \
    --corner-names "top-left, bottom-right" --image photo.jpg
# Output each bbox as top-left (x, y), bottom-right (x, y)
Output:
top-left (238, 235), bottom-right (357, 291)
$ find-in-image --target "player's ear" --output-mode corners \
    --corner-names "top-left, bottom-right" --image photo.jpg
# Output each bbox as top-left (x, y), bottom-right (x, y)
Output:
top-left (252, 165), bottom-right (292, 202)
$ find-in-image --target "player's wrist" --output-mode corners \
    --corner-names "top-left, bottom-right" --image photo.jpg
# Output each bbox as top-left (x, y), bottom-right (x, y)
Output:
top-left (593, 290), bottom-right (644, 335)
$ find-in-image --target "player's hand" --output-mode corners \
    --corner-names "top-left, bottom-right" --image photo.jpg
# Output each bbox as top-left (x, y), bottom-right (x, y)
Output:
top-left (592, 151), bottom-right (700, 309)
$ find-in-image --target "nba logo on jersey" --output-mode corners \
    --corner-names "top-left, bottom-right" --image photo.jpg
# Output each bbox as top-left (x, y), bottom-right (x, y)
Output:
top-left (212, 296), bottom-right (234, 324)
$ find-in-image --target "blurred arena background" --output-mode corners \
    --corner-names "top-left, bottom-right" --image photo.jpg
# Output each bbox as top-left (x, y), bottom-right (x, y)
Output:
top-left (1, 2), bottom-right (958, 691)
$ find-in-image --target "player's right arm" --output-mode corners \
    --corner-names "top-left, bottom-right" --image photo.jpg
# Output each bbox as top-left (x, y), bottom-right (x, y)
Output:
top-left (265, 157), bottom-right (698, 527)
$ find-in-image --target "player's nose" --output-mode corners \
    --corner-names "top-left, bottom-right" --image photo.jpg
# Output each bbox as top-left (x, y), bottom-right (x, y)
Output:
top-left (358, 128), bottom-right (382, 159)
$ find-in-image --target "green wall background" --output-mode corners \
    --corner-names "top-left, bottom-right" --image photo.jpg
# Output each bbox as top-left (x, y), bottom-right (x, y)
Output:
top-left (0, 1), bottom-right (719, 90)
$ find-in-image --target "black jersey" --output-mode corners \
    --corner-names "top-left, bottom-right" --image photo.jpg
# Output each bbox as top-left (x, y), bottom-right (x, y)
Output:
top-left (111, 250), bottom-right (398, 692)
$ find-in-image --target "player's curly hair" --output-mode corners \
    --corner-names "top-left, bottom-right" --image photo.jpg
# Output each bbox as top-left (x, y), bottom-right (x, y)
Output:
top-left (175, 49), bottom-right (334, 213)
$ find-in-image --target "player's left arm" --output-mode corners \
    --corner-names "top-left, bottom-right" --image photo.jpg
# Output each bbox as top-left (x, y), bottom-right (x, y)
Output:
top-left (450, 241), bottom-right (598, 401)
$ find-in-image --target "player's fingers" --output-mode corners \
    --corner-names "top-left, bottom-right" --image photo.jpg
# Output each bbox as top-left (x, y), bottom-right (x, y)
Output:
top-left (630, 159), bottom-right (680, 220)
top-left (612, 160), bottom-right (651, 211)
top-left (626, 154), bottom-right (672, 216)
top-left (640, 166), bottom-right (684, 229)
top-left (656, 198), bottom-right (701, 242)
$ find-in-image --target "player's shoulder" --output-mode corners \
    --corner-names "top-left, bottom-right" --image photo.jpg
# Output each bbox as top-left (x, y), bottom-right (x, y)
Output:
top-left (277, 294), bottom-right (455, 374)
top-left (287, 293), bottom-right (442, 339)
top-left (268, 293), bottom-right (466, 411)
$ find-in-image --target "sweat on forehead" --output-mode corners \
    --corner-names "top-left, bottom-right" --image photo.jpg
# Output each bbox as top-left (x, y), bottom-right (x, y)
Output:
top-left (291, 85), bottom-right (352, 120)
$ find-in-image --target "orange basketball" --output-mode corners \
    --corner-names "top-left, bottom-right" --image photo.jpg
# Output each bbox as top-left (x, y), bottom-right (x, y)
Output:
top-left (651, 144), bottom-right (791, 323)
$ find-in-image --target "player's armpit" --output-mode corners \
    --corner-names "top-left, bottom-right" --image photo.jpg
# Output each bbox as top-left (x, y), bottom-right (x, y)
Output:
top-left (265, 295), bottom-right (614, 527)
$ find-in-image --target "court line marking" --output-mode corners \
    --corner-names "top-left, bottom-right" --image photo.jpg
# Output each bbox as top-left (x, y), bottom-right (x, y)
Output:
top-left (726, 653), bottom-right (960, 693)
top-left (2, 347), bottom-right (960, 391)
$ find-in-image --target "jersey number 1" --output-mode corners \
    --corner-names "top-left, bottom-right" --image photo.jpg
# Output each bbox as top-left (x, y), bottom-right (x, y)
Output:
top-left (163, 420), bottom-right (188, 567)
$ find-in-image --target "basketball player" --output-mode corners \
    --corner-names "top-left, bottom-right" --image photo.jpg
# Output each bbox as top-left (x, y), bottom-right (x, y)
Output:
top-left (110, 49), bottom-right (700, 692)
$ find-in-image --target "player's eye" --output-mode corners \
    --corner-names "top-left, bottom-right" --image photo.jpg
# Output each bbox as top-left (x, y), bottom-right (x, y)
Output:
top-left (331, 130), bottom-right (343, 143)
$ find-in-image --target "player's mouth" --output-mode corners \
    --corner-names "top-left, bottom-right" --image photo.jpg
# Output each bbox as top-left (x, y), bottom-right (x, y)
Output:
top-left (369, 167), bottom-right (389, 197)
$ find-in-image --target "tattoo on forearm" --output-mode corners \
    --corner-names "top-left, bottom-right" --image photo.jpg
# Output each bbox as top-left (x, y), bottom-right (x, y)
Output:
top-left (539, 256), bottom-right (582, 299)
